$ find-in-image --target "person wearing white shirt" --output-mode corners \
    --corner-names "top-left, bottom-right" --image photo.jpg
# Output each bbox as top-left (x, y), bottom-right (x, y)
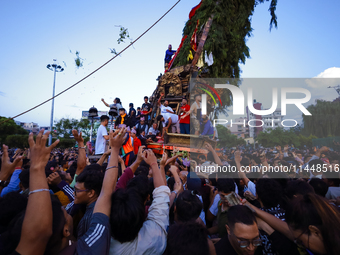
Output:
top-left (95, 115), bottom-right (109, 155)
top-left (157, 114), bottom-right (180, 136)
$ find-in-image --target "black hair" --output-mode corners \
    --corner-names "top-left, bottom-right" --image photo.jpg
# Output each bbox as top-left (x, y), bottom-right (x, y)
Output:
top-left (217, 178), bottom-right (235, 194)
top-left (323, 170), bottom-right (340, 187)
top-left (285, 180), bottom-right (315, 200)
top-left (175, 190), bottom-right (202, 222)
top-left (308, 159), bottom-right (325, 171)
top-left (165, 222), bottom-right (209, 255)
top-left (240, 157), bottom-right (250, 167)
top-left (252, 156), bottom-right (261, 164)
top-left (66, 161), bottom-right (77, 178)
top-left (144, 96), bottom-right (148, 99)
top-left (137, 107), bottom-right (141, 110)
top-left (100, 115), bottom-right (109, 122)
top-left (44, 198), bottom-right (66, 255)
top-left (157, 115), bottom-right (163, 121)
top-left (285, 193), bottom-right (340, 255)
top-left (167, 177), bottom-right (175, 191)
top-left (19, 168), bottom-right (30, 189)
top-left (129, 103), bottom-right (133, 107)
top-left (256, 178), bottom-right (283, 208)
top-left (115, 97), bottom-right (121, 103)
top-left (126, 175), bottom-right (149, 202)
top-left (76, 167), bottom-right (104, 196)
top-left (309, 178), bottom-right (328, 197)
top-left (227, 205), bottom-right (257, 230)
top-left (110, 188), bottom-right (145, 243)
top-left (0, 192), bottom-right (27, 229)
top-left (208, 173), bottom-right (217, 187)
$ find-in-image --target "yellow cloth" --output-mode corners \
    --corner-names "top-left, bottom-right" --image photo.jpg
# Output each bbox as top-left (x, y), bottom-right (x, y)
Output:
top-left (121, 113), bottom-right (127, 124)
top-left (55, 190), bottom-right (71, 206)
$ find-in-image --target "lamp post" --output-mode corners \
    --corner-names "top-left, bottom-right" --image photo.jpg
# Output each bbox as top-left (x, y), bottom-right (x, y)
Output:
top-left (88, 106), bottom-right (98, 143)
top-left (47, 60), bottom-right (64, 146)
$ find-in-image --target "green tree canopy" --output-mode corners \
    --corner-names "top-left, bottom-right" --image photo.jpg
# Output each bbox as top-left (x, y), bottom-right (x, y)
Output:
top-left (0, 116), bottom-right (28, 144)
top-left (54, 118), bottom-right (92, 139)
top-left (302, 99), bottom-right (340, 138)
top-left (173, 0), bottom-right (277, 78)
top-left (256, 127), bottom-right (317, 148)
top-left (216, 124), bottom-right (246, 147)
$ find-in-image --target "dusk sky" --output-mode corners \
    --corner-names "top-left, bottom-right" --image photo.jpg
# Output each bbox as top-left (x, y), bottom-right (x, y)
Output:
top-left (1, 0), bottom-right (339, 126)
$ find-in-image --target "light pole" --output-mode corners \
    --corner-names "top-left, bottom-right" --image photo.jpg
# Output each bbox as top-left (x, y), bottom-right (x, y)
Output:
top-left (88, 106), bottom-right (98, 143)
top-left (47, 60), bottom-right (64, 145)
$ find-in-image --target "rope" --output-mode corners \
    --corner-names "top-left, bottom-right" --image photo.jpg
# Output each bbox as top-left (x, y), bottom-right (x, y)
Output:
top-left (0, 0), bottom-right (181, 125)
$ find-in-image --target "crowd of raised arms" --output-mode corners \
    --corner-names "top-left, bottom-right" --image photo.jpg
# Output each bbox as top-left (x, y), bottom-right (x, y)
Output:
top-left (1, 126), bottom-right (340, 255)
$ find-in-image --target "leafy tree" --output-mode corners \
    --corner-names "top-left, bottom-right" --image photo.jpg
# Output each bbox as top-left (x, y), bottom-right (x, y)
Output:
top-left (256, 127), bottom-right (317, 148)
top-left (302, 99), bottom-right (340, 138)
top-left (216, 124), bottom-right (246, 147)
top-left (174, 0), bottom-right (277, 78)
top-left (0, 116), bottom-right (28, 145)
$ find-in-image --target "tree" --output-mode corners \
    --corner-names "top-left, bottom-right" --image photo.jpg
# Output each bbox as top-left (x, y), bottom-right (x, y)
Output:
top-left (173, 0), bottom-right (277, 119)
top-left (216, 124), bottom-right (246, 147)
top-left (0, 116), bottom-right (28, 145)
top-left (256, 127), bottom-right (317, 148)
top-left (173, 0), bottom-right (277, 78)
top-left (302, 100), bottom-right (340, 138)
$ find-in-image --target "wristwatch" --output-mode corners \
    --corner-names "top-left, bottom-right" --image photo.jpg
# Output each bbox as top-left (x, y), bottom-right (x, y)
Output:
top-left (171, 190), bottom-right (178, 197)
top-left (0, 180), bottom-right (8, 188)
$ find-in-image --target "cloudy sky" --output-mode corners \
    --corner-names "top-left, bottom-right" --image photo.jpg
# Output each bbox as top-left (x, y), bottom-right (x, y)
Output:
top-left (1, 0), bottom-right (339, 126)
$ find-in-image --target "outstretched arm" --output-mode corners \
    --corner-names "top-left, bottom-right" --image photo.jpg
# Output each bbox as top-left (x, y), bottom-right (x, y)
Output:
top-left (73, 130), bottom-right (86, 176)
top-left (93, 128), bottom-right (127, 216)
top-left (16, 130), bottom-right (59, 255)
top-left (101, 98), bottom-right (110, 108)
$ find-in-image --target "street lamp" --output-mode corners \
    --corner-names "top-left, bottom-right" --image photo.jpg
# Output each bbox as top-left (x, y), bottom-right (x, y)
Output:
top-left (47, 59), bottom-right (64, 146)
top-left (88, 106), bottom-right (98, 143)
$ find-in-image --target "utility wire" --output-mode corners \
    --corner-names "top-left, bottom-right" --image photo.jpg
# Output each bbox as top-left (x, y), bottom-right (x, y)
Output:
top-left (0, 0), bottom-right (181, 125)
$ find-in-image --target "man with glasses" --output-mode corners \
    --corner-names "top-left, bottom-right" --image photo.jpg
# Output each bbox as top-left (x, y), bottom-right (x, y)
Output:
top-left (71, 166), bottom-right (104, 238)
top-left (215, 205), bottom-right (262, 255)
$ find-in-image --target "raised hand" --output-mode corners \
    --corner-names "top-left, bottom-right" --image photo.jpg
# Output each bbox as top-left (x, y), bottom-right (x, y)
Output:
top-left (109, 128), bottom-right (127, 149)
top-left (142, 149), bottom-right (158, 166)
top-left (160, 152), bottom-right (168, 166)
top-left (47, 172), bottom-right (62, 186)
top-left (72, 129), bottom-right (84, 144)
top-left (28, 130), bottom-right (59, 169)
top-left (234, 150), bottom-right (242, 163)
top-left (0, 145), bottom-right (23, 180)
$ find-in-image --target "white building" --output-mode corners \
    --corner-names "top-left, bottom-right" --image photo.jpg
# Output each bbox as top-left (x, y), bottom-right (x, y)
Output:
top-left (262, 109), bottom-right (284, 132)
top-left (227, 117), bottom-right (249, 138)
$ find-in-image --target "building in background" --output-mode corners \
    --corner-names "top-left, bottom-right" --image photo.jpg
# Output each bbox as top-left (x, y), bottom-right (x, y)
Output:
top-left (227, 117), bottom-right (249, 138)
top-left (262, 109), bottom-right (284, 132)
top-left (246, 100), bottom-right (263, 138)
top-left (15, 121), bottom-right (40, 134)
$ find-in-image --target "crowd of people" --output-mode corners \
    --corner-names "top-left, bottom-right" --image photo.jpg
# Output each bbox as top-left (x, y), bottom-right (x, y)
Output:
top-left (95, 93), bottom-right (216, 155)
top-left (0, 123), bottom-right (340, 255)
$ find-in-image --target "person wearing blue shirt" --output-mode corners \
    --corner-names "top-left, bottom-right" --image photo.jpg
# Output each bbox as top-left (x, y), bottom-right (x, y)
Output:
top-left (164, 44), bottom-right (176, 68)
top-left (201, 115), bottom-right (214, 137)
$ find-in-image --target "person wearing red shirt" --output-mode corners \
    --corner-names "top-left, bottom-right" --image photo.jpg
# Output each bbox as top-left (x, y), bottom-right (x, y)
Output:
top-left (131, 129), bottom-right (142, 155)
top-left (178, 97), bottom-right (190, 134)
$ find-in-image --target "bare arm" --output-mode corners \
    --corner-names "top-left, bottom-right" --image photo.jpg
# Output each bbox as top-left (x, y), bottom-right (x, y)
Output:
top-left (142, 149), bottom-right (166, 188)
top-left (73, 130), bottom-right (86, 176)
top-left (205, 143), bottom-right (222, 165)
top-left (0, 145), bottom-right (22, 194)
top-left (101, 98), bottom-right (110, 108)
top-left (16, 131), bottom-right (59, 255)
top-left (93, 128), bottom-right (126, 216)
top-left (96, 150), bottom-right (111, 166)
top-left (235, 150), bottom-right (250, 186)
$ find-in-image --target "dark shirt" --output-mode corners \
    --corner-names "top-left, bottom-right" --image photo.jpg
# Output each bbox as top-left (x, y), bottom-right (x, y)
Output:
top-left (141, 103), bottom-right (152, 116)
top-left (214, 235), bottom-right (238, 255)
top-left (115, 115), bottom-right (133, 128)
top-left (201, 120), bottom-right (214, 136)
top-left (77, 201), bottom-right (96, 239)
top-left (165, 49), bottom-right (176, 62)
top-left (215, 235), bottom-right (262, 255)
